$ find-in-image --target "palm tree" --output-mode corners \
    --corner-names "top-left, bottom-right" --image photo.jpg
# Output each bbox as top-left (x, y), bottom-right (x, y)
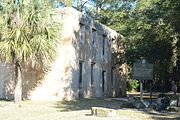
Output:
top-left (0, 0), bottom-right (61, 104)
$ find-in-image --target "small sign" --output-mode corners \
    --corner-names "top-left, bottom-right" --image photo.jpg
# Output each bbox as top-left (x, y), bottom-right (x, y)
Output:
top-left (132, 63), bottom-right (154, 80)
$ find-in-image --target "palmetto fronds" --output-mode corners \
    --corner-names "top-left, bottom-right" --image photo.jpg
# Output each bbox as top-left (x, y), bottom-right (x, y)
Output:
top-left (0, 0), bottom-right (61, 103)
top-left (0, 0), bottom-right (61, 68)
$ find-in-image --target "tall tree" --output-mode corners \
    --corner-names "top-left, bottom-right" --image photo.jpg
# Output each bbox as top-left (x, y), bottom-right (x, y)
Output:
top-left (0, 0), bottom-right (61, 103)
top-left (99, 0), bottom-right (180, 91)
top-left (90, 0), bottom-right (118, 19)
top-left (49, 0), bottom-right (73, 7)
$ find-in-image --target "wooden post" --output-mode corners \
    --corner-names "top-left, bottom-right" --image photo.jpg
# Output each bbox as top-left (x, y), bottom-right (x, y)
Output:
top-left (140, 80), bottom-right (143, 101)
top-left (150, 81), bottom-right (152, 105)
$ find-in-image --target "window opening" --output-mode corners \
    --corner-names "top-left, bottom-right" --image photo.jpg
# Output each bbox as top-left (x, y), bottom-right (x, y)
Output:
top-left (91, 63), bottom-right (95, 86)
top-left (102, 36), bottom-right (105, 55)
top-left (78, 61), bottom-right (83, 98)
top-left (92, 28), bottom-right (96, 46)
top-left (79, 23), bottom-right (84, 44)
top-left (102, 71), bottom-right (106, 94)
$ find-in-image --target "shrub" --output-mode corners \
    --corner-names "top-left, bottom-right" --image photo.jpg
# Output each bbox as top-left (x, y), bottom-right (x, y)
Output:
top-left (127, 79), bottom-right (139, 92)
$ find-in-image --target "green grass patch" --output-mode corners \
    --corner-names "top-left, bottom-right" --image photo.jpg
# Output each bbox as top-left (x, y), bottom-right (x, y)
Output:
top-left (0, 99), bottom-right (179, 120)
top-left (56, 98), bottom-right (125, 111)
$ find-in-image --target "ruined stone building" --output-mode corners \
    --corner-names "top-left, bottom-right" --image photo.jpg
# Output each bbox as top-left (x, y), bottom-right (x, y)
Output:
top-left (0, 7), bottom-right (126, 100)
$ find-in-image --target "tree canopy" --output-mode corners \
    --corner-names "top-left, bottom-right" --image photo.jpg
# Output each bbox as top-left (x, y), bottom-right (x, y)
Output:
top-left (98, 0), bottom-right (180, 91)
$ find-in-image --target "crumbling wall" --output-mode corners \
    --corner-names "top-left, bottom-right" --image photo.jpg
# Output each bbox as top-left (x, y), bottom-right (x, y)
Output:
top-left (0, 7), bottom-right (124, 100)
top-left (0, 63), bottom-right (14, 100)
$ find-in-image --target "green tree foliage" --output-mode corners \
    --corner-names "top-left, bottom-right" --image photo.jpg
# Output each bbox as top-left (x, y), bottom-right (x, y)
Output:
top-left (50, 0), bottom-right (73, 7)
top-left (99, 0), bottom-right (180, 92)
top-left (127, 79), bottom-right (139, 92)
top-left (0, 0), bottom-right (61, 103)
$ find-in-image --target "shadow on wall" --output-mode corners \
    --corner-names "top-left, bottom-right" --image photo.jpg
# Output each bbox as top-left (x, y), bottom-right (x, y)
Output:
top-left (3, 73), bottom-right (15, 100)
top-left (1, 62), bottom-right (48, 100)
top-left (22, 67), bottom-right (47, 100)
top-left (53, 65), bottom-right (74, 101)
top-left (0, 63), bottom-right (15, 100)
top-left (2, 60), bottom-right (79, 101)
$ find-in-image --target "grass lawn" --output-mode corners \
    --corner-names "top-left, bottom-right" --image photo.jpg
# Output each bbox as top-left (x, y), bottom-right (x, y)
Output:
top-left (0, 98), bottom-right (179, 120)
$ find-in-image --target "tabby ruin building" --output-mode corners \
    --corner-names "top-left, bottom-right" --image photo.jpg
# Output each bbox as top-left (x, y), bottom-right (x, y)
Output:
top-left (0, 7), bottom-right (126, 100)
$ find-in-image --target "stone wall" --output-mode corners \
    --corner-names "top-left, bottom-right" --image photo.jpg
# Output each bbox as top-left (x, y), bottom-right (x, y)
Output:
top-left (0, 63), bottom-right (14, 100)
top-left (51, 7), bottom-right (121, 99)
top-left (0, 7), bottom-right (126, 100)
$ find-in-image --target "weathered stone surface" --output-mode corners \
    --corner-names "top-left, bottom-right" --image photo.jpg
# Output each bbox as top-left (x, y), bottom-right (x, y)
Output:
top-left (170, 99), bottom-right (178, 107)
top-left (121, 96), bottom-right (148, 109)
top-left (156, 94), bottom-right (170, 111)
top-left (155, 94), bottom-right (180, 111)
top-left (166, 106), bottom-right (180, 112)
top-left (91, 107), bottom-right (116, 117)
top-left (134, 100), bottom-right (148, 109)
top-left (128, 96), bottom-right (138, 103)
top-left (0, 7), bottom-right (126, 100)
top-left (0, 63), bottom-right (14, 100)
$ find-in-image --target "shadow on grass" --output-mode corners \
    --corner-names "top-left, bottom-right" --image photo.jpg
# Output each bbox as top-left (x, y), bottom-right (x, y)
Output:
top-left (0, 99), bottom-right (15, 108)
top-left (54, 98), bottom-right (180, 120)
top-left (0, 98), bottom-right (12, 101)
top-left (137, 107), bottom-right (180, 120)
top-left (52, 95), bottom-right (180, 120)
top-left (151, 116), bottom-right (180, 120)
top-left (54, 98), bottom-right (126, 112)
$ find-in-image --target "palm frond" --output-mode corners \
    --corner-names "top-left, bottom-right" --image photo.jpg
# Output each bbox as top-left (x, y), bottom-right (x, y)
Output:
top-left (0, 0), bottom-right (61, 69)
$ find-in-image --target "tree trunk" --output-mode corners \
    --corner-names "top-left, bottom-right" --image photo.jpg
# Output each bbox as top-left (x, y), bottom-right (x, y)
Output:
top-left (14, 61), bottom-right (22, 104)
top-left (14, 6), bottom-right (22, 104)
